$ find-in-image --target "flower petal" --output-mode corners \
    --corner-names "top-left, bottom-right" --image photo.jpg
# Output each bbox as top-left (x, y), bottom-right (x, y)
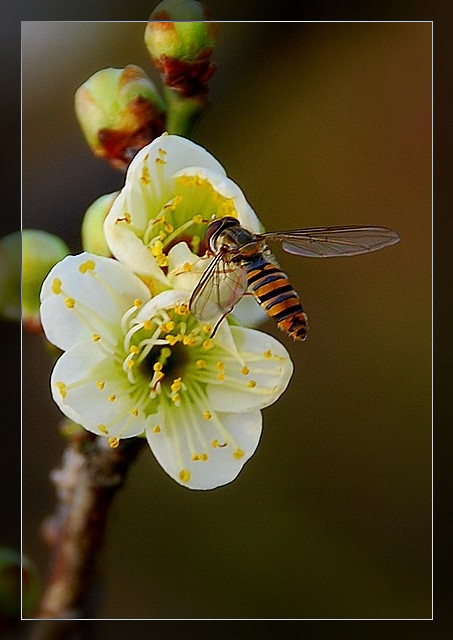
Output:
top-left (40, 253), bottom-right (151, 351)
top-left (207, 326), bottom-right (293, 412)
top-left (145, 402), bottom-right (262, 490)
top-left (50, 340), bottom-right (146, 439)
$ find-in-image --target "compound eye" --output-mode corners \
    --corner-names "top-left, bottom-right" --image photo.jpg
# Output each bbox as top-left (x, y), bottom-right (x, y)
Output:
top-left (204, 216), bottom-right (238, 251)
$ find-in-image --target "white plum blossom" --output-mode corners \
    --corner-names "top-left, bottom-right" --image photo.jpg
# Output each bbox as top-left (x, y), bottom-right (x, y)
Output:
top-left (40, 252), bottom-right (293, 489)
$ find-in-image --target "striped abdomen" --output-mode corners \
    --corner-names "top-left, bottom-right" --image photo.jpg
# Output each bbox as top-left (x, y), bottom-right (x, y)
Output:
top-left (245, 256), bottom-right (308, 341)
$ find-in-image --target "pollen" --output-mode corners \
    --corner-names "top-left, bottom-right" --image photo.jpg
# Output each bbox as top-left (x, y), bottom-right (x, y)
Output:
top-left (141, 165), bottom-right (151, 182)
top-left (79, 259), bottom-right (95, 273)
top-left (212, 438), bottom-right (219, 448)
top-left (233, 448), bottom-right (245, 460)
top-left (108, 437), bottom-right (120, 449)
top-left (92, 334), bottom-right (101, 342)
top-left (151, 239), bottom-right (164, 257)
top-left (247, 380), bottom-right (257, 388)
top-left (133, 299), bottom-right (142, 308)
top-left (51, 278), bottom-right (62, 295)
top-left (109, 394), bottom-right (116, 402)
top-left (196, 359), bottom-right (207, 369)
top-left (203, 324), bottom-right (212, 334)
top-left (203, 410), bottom-right (212, 420)
top-left (202, 339), bottom-right (214, 350)
top-left (129, 345), bottom-right (140, 354)
top-left (165, 334), bottom-right (180, 346)
top-left (143, 320), bottom-right (153, 330)
top-left (179, 469), bottom-right (191, 483)
top-left (191, 453), bottom-right (200, 461)
top-left (155, 156), bottom-right (166, 165)
top-left (175, 303), bottom-right (189, 315)
top-left (241, 366), bottom-right (250, 375)
top-left (131, 408), bottom-right (139, 417)
top-left (152, 425), bottom-right (161, 434)
top-left (217, 373), bottom-right (225, 382)
top-left (171, 378), bottom-right (182, 393)
top-left (158, 147), bottom-right (167, 156)
top-left (96, 381), bottom-right (105, 390)
top-left (64, 297), bottom-right (75, 309)
top-left (161, 320), bottom-right (175, 333)
top-left (55, 381), bottom-right (67, 398)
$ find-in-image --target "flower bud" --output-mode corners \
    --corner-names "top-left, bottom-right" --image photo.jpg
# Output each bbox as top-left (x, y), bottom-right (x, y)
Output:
top-left (0, 232), bottom-right (21, 323)
top-left (22, 230), bottom-right (69, 331)
top-left (145, 0), bottom-right (217, 97)
top-left (75, 65), bottom-right (166, 170)
top-left (81, 192), bottom-right (118, 257)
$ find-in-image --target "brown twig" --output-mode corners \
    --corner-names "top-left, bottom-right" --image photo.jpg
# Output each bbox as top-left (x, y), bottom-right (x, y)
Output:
top-left (34, 430), bottom-right (146, 620)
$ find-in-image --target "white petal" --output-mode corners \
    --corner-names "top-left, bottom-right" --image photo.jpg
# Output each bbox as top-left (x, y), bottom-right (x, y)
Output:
top-left (207, 326), bottom-right (293, 412)
top-left (231, 295), bottom-right (269, 329)
top-left (134, 289), bottom-right (190, 323)
top-left (50, 340), bottom-right (146, 438)
top-left (40, 253), bottom-right (150, 351)
top-left (145, 403), bottom-right (262, 490)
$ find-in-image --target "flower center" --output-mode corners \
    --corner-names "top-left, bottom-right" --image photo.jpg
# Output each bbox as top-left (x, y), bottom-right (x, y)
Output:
top-left (141, 174), bottom-right (239, 263)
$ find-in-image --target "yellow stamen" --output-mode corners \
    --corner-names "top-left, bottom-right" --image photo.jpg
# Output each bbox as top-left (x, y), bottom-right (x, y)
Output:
top-left (96, 381), bottom-right (105, 390)
top-left (79, 259), bottom-right (95, 273)
top-left (203, 410), bottom-right (212, 420)
top-left (108, 437), bottom-right (119, 449)
top-left (133, 299), bottom-right (142, 308)
top-left (233, 448), bottom-right (245, 459)
top-left (55, 381), bottom-right (66, 398)
top-left (203, 339), bottom-right (214, 350)
top-left (131, 408), bottom-right (139, 417)
top-left (109, 394), bottom-right (116, 402)
top-left (92, 334), bottom-right (101, 342)
top-left (64, 297), bottom-right (75, 309)
top-left (196, 359), bottom-right (207, 369)
top-left (152, 425), bottom-right (161, 434)
top-left (264, 350), bottom-right (273, 359)
top-left (241, 366), bottom-right (250, 375)
top-left (98, 424), bottom-right (108, 434)
top-left (247, 380), bottom-right (257, 388)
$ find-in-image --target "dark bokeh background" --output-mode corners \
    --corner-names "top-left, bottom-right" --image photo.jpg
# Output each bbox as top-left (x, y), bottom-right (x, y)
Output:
top-left (18, 14), bottom-right (431, 624)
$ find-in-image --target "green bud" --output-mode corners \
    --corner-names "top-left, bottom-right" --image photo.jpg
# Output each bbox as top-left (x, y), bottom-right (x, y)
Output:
top-left (75, 65), bottom-right (166, 170)
top-left (81, 192), bottom-right (118, 257)
top-left (0, 232), bottom-right (21, 323)
top-left (22, 230), bottom-right (70, 331)
top-left (0, 548), bottom-right (40, 624)
top-left (145, 0), bottom-right (217, 97)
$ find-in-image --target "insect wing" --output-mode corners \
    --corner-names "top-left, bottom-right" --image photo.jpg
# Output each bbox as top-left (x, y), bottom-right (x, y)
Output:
top-left (263, 226), bottom-right (400, 257)
top-left (189, 252), bottom-right (248, 326)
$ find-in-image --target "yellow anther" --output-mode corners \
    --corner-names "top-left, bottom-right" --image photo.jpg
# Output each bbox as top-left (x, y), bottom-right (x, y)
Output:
top-left (131, 408), bottom-right (139, 417)
top-left (127, 359), bottom-right (135, 369)
top-left (109, 394), bottom-right (116, 402)
top-left (247, 380), bottom-right (257, 388)
top-left (196, 359), bottom-right (207, 369)
top-left (190, 235), bottom-right (201, 254)
top-left (216, 361), bottom-right (224, 371)
top-left (143, 320), bottom-right (153, 330)
top-left (161, 320), bottom-right (175, 333)
top-left (156, 253), bottom-right (169, 267)
top-left (92, 334), bottom-right (101, 343)
top-left (51, 278), bottom-right (62, 295)
top-left (192, 453), bottom-right (200, 461)
top-left (212, 438), bottom-right (219, 448)
top-left (171, 393), bottom-right (181, 405)
top-left (171, 378), bottom-right (182, 393)
top-left (79, 259), bottom-right (95, 273)
top-left (193, 214), bottom-right (204, 224)
top-left (179, 469), bottom-right (191, 483)
top-left (151, 240), bottom-right (164, 257)
top-left (108, 437), bottom-right (119, 449)
top-left (116, 212), bottom-right (131, 224)
top-left (165, 334), bottom-right (179, 346)
top-left (264, 350), bottom-right (273, 359)
top-left (199, 453), bottom-right (208, 461)
top-left (203, 410), bottom-right (212, 420)
top-left (217, 373), bottom-right (225, 382)
top-left (241, 366), bottom-right (250, 375)
top-left (155, 156), bottom-right (166, 165)
top-left (233, 448), bottom-right (245, 460)
top-left (175, 303), bottom-right (189, 315)
top-left (183, 334), bottom-right (197, 346)
top-left (96, 381), bottom-right (105, 390)
top-left (133, 299), bottom-right (142, 308)
top-left (163, 221), bottom-right (174, 233)
top-left (152, 425), bottom-right (161, 434)
top-left (141, 166), bottom-right (151, 182)
top-left (55, 381), bottom-right (66, 398)
top-left (158, 147), bottom-right (167, 156)
top-left (182, 262), bottom-right (193, 272)
top-left (153, 362), bottom-right (163, 372)
top-left (203, 324), bottom-right (212, 334)
top-left (98, 424), bottom-right (108, 434)
top-left (203, 339), bottom-right (214, 350)
top-left (129, 345), bottom-right (140, 354)
top-left (64, 297), bottom-right (75, 309)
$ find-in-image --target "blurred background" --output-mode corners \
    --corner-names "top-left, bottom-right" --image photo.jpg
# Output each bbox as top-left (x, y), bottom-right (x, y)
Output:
top-left (20, 17), bottom-right (431, 622)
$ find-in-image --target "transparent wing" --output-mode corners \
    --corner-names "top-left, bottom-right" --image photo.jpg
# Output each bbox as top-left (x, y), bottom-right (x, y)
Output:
top-left (189, 252), bottom-right (248, 329)
top-left (262, 225), bottom-right (400, 257)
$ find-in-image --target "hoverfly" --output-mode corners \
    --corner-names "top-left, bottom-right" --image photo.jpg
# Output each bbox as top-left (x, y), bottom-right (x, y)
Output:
top-left (189, 216), bottom-right (400, 341)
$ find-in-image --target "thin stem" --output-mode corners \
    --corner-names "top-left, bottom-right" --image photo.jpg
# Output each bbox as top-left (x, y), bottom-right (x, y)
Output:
top-left (163, 86), bottom-right (209, 137)
top-left (34, 431), bottom-right (146, 620)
